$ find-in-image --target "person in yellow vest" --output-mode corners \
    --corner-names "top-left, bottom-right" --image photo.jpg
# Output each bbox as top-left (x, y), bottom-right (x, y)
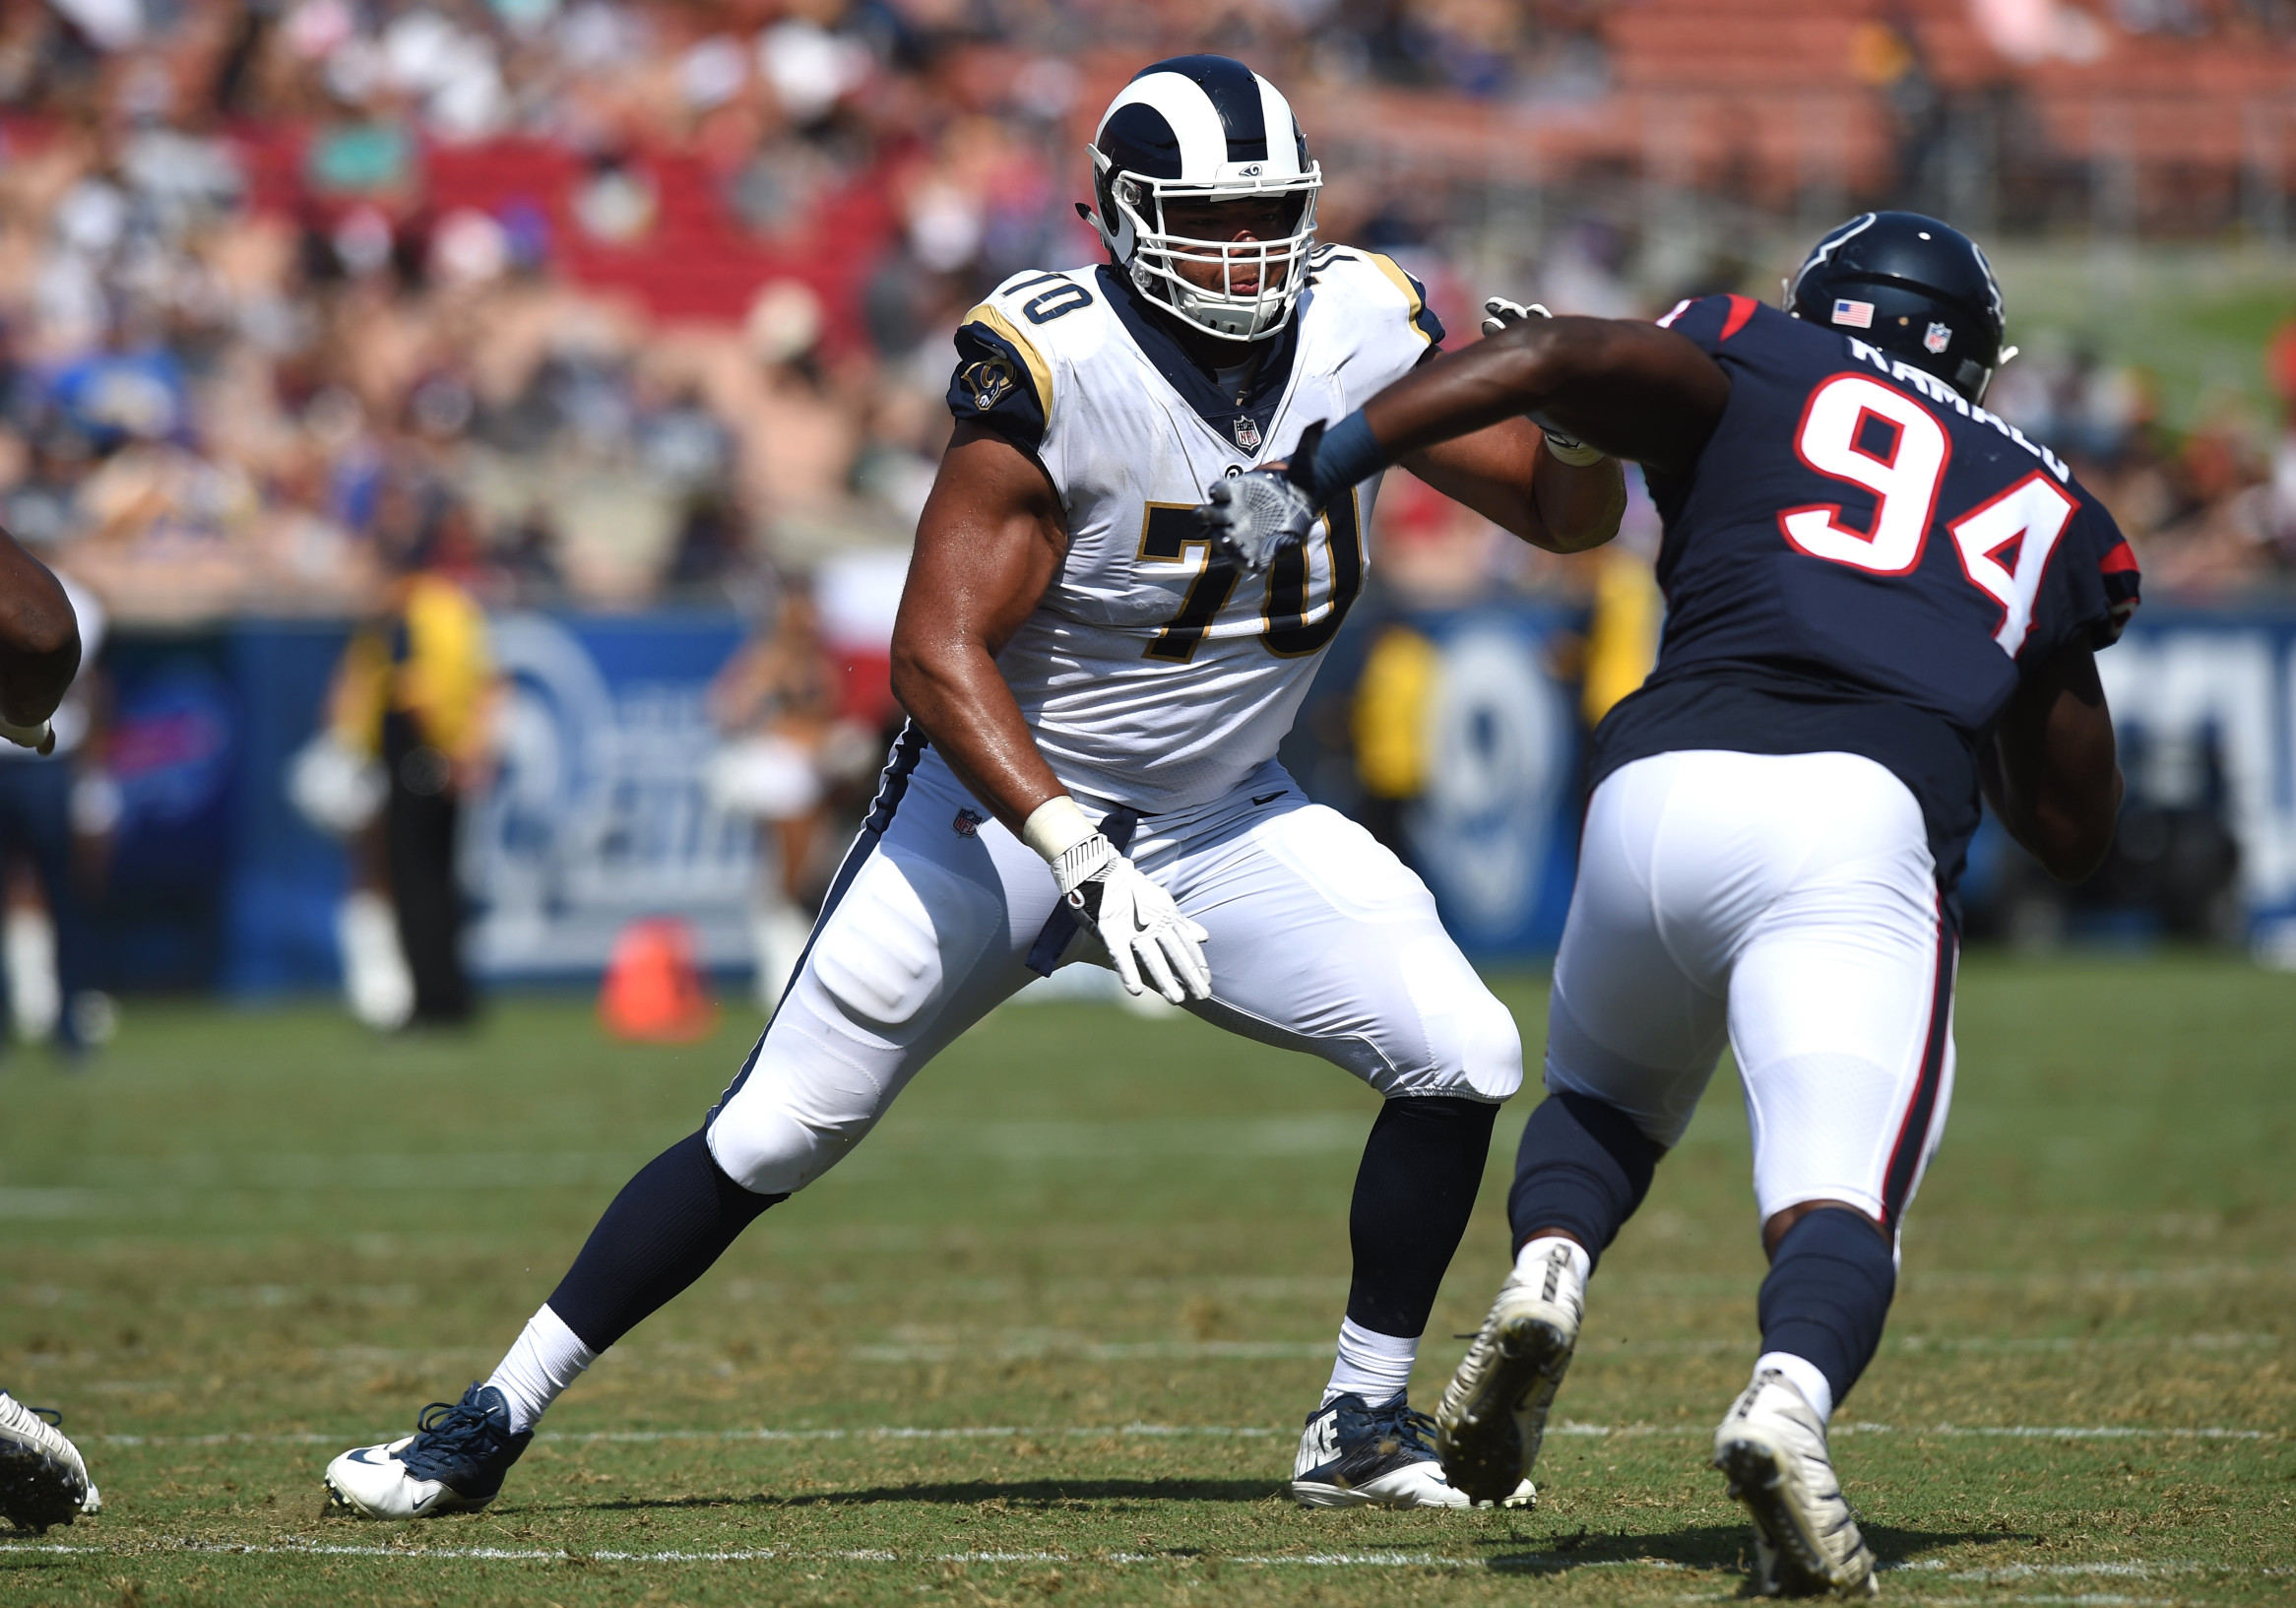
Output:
top-left (1579, 547), bottom-right (1662, 730)
top-left (1350, 622), bottom-right (1439, 865)
top-left (331, 563), bottom-right (498, 1026)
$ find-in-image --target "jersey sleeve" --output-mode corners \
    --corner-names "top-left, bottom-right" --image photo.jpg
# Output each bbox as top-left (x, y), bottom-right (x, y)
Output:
top-left (1653, 292), bottom-right (1764, 355)
top-left (946, 302), bottom-right (1053, 457)
top-left (1358, 251), bottom-right (1446, 353)
top-left (2026, 491), bottom-right (2142, 672)
top-left (2073, 499), bottom-right (2141, 650)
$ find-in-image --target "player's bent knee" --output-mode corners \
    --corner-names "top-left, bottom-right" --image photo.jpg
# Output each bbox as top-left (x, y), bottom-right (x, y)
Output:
top-left (1453, 983), bottom-right (1524, 1101)
top-left (706, 1051), bottom-right (883, 1194)
top-left (1383, 940), bottom-right (1522, 1102)
top-left (706, 1102), bottom-right (847, 1195)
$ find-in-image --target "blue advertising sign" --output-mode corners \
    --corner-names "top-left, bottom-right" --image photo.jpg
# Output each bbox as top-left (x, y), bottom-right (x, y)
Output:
top-left (1399, 606), bottom-right (1582, 956)
top-left (2098, 609), bottom-right (2296, 957)
top-left (464, 611), bottom-right (752, 976)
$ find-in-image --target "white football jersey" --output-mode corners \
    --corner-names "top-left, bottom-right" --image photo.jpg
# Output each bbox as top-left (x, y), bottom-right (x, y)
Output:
top-left (947, 248), bottom-right (1445, 812)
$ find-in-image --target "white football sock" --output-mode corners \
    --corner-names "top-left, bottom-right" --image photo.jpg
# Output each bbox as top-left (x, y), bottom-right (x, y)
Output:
top-left (1513, 1233), bottom-right (1591, 1287)
top-left (1755, 1350), bottom-right (1835, 1426)
top-left (1321, 1319), bottom-right (1419, 1407)
top-left (486, 1305), bottom-right (597, 1435)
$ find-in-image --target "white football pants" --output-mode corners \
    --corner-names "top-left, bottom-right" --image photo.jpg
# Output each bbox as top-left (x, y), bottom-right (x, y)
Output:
top-left (706, 735), bottom-right (1523, 1194)
top-left (1546, 749), bottom-right (1956, 1233)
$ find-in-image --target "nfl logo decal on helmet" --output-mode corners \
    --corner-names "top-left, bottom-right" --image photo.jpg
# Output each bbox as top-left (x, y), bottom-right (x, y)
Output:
top-left (1084, 55), bottom-right (1323, 342)
top-left (1924, 321), bottom-right (1952, 354)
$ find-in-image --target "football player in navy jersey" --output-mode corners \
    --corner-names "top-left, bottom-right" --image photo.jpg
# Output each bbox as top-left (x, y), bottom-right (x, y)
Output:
top-left (1199, 212), bottom-right (2137, 1596)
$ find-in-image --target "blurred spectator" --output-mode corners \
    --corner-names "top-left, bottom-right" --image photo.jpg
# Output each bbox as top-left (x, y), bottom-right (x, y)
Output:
top-left (703, 581), bottom-right (861, 1012)
top-left (0, 0), bottom-right (2273, 638)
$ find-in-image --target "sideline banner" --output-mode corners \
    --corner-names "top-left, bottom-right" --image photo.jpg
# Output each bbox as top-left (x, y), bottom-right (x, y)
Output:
top-left (464, 611), bottom-right (753, 976)
top-left (2097, 609), bottom-right (2296, 955)
top-left (90, 602), bottom-right (2296, 994)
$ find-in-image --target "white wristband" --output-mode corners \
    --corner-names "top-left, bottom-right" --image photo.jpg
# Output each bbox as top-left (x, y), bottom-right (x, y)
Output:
top-left (1020, 795), bottom-right (1098, 864)
top-left (1543, 431), bottom-right (1607, 468)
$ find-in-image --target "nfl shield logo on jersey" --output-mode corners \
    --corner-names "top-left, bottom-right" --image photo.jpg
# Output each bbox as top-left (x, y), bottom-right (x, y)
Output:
top-left (1232, 415), bottom-right (1262, 451)
top-left (1924, 321), bottom-right (1952, 354)
top-left (953, 807), bottom-right (985, 837)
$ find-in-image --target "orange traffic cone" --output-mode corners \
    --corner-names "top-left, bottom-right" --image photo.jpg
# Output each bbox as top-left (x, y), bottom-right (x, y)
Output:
top-left (600, 917), bottom-right (719, 1043)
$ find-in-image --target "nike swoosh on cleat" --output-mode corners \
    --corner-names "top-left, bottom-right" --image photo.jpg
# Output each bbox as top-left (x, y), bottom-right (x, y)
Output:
top-left (345, 1448), bottom-right (385, 1464)
top-left (1251, 792), bottom-right (1288, 805)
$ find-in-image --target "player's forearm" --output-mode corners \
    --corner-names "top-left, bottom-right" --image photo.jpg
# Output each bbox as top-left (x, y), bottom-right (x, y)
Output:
top-left (1987, 740), bottom-right (2122, 883)
top-left (1529, 451), bottom-right (1626, 554)
top-left (1299, 319), bottom-right (1724, 507)
top-left (0, 530), bottom-right (80, 732)
top-left (889, 640), bottom-right (1065, 834)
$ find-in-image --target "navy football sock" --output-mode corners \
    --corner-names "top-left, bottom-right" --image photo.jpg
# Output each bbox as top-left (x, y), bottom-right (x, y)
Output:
top-left (1343, 1096), bottom-right (1499, 1339)
top-left (1756, 1207), bottom-right (1897, 1411)
top-left (1505, 1091), bottom-right (1661, 1270)
top-left (547, 1129), bottom-right (784, 1352)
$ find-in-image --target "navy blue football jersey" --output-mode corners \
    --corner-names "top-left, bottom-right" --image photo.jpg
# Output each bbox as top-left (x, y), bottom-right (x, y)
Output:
top-left (1591, 293), bottom-right (2141, 894)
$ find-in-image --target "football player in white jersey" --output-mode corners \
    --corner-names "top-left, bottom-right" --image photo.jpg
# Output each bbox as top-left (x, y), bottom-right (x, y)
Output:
top-left (323, 54), bottom-right (1624, 1520)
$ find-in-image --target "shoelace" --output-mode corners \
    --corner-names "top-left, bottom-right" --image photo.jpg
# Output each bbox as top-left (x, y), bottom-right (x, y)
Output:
top-left (1353, 1398), bottom-right (1440, 1457)
top-left (398, 1398), bottom-right (504, 1480)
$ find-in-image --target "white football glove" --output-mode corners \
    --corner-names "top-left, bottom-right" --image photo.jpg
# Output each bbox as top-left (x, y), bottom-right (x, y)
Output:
top-left (1480, 294), bottom-right (1555, 337)
top-left (1480, 296), bottom-right (1605, 466)
top-left (1197, 419), bottom-right (1326, 573)
top-left (1049, 834), bottom-right (1212, 1004)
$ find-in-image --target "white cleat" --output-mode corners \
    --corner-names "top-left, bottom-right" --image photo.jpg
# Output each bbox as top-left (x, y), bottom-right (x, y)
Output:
top-left (0, 1390), bottom-right (98, 1532)
top-left (1291, 1392), bottom-right (1532, 1510)
top-left (1712, 1370), bottom-right (1878, 1597)
top-left (324, 1383), bottom-right (532, 1519)
top-left (1435, 1240), bottom-right (1583, 1507)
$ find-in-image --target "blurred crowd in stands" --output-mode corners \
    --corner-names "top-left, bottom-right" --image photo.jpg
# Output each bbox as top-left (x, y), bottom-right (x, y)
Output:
top-left (0, 0), bottom-right (2294, 634)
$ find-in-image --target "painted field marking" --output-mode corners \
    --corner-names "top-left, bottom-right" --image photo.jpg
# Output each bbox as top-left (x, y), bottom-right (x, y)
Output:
top-left (93, 1419), bottom-right (2274, 1449)
top-left (846, 1329), bottom-right (2282, 1366)
top-left (0, 1540), bottom-right (2275, 1585)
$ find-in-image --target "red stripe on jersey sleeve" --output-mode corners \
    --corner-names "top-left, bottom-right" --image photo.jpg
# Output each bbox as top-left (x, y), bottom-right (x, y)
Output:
top-left (1718, 294), bottom-right (1759, 341)
top-left (2099, 540), bottom-right (2139, 575)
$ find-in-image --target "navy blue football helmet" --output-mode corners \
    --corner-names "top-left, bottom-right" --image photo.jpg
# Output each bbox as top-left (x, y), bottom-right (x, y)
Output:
top-left (1787, 212), bottom-right (2008, 403)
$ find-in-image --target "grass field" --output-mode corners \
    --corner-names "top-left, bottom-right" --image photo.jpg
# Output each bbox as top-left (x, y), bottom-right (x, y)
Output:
top-left (0, 954), bottom-right (2288, 1606)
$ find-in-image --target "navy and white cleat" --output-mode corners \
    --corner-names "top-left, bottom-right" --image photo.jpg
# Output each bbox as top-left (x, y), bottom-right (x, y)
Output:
top-left (1713, 1370), bottom-right (1878, 1597)
top-left (1291, 1391), bottom-right (1531, 1510)
top-left (325, 1383), bottom-right (533, 1519)
top-left (0, 1390), bottom-right (98, 1532)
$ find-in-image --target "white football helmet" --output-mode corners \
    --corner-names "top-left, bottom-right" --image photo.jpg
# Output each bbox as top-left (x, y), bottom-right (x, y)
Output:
top-left (1085, 54), bottom-right (1322, 343)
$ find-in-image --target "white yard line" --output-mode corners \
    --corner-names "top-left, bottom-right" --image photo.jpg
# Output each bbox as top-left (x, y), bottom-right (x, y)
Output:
top-left (0, 1539), bottom-right (2275, 1585)
top-left (94, 1418), bottom-right (2272, 1448)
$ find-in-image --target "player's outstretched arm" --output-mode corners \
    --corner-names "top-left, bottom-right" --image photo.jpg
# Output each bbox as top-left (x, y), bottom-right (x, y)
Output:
top-left (1398, 417), bottom-right (1626, 554)
top-left (1361, 315), bottom-right (1730, 480)
top-left (890, 422), bottom-right (1070, 834)
top-left (0, 524), bottom-right (80, 754)
top-left (1979, 638), bottom-right (2123, 883)
top-left (1197, 317), bottom-right (1727, 566)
